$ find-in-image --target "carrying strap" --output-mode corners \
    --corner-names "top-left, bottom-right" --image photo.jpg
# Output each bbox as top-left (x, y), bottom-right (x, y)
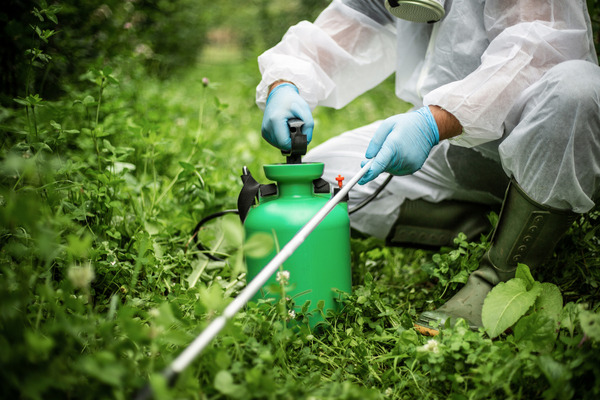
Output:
top-left (237, 169), bottom-right (331, 223)
top-left (237, 167), bottom-right (278, 223)
top-left (238, 167), bottom-right (261, 223)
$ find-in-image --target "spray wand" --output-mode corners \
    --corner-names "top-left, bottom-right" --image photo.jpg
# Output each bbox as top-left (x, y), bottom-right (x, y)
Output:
top-left (135, 159), bottom-right (374, 399)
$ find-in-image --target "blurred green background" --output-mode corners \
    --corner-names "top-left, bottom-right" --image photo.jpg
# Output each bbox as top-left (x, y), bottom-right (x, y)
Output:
top-left (0, 0), bottom-right (331, 106)
top-left (2, 0), bottom-right (599, 107)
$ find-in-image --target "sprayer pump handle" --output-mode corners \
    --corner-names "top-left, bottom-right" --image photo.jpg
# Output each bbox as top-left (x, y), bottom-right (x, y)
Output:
top-left (281, 118), bottom-right (306, 164)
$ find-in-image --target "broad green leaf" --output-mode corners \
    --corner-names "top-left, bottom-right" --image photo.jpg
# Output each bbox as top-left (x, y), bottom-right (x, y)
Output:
top-left (244, 231), bottom-right (274, 259)
top-left (513, 312), bottom-right (557, 353)
top-left (317, 300), bottom-right (325, 311)
top-left (515, 263), bottom-right (535, 290)
top-left (534, 282), bottom-right (563, 323)
top-left (449, 269), bottom-right (470, 284)
top-left (536, 355), bottom-right (574, 399)
top-left (31, 142), bottom-right (53, 153)
top-left (559, 302), bottom-right (580, 336)
top-left (95, 127), bottom-right (112, 138)
top-left (13, 97), bottom-right (30, 106)
top-left (222, 214), bottom-right (244, 249)
top-left (482, 278), bottom-right (542, 338)
top-left (397, 328), bottom-right (420, 347)
top-left (214, 370), bottom-right (235, 395)
top-left (178, 161), bottom-right (195, 171)
top-left (214, 350), bottom-right (232, 370)
top-left (82, 95), bottom-right (95, 105)
top-left (214, 370), bottom-right (247, 398)
top-left (197, 283), bottom-right (229, 314)
top-left (579, 309), bottom-right (600, 341)
top-left (161, 329), bottom-right (194, 346)
top-left (144, 221), bottom-right (160, 236)
top-left (47, 12), bottom-right (58, 25)
top-left (301, 300), bottom-right (311, 314)
top-left (229, 251), bottom-right (245, 276)
top-left (107, 75), bottom-right (119, 85)
top-left (66, 233), bottom-right (92, 258)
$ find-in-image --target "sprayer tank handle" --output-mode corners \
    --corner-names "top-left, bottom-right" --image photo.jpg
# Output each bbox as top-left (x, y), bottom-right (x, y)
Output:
top-left (281, 118), bottom-right (306, 164)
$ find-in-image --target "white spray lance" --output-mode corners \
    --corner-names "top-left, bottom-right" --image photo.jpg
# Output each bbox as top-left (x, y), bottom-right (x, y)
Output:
top-left (135, 159), bottom-right (374, 399)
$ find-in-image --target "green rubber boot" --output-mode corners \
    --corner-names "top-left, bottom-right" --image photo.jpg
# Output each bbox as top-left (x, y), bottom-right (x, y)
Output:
top-left (414, 179), bottom-right (576, 336)
top-left (386, 198), bottom-right (498, 248)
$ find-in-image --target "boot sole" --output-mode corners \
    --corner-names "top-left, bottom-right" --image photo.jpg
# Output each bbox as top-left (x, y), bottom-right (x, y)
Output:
top-left (414, 323), bottom-right (439, 336)
top-left (414, 311), bottom-right (446, 336)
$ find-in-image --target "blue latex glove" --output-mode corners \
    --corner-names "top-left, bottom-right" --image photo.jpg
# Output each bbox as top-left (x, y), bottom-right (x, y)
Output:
top-left (358, 106), bottom-right (439, 185)
top-left (261, 83), bottom-right (314, 151)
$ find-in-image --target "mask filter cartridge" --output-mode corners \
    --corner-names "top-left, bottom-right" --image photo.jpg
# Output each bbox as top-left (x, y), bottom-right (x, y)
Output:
top-left (385, 0), bottom-right (445, 23)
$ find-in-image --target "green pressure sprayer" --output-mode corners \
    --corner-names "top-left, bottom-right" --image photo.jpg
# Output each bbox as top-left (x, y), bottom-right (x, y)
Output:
top-left (242, 119), bottom-right (352, 327)
top-left (135, 120), bottom-right (375, 399)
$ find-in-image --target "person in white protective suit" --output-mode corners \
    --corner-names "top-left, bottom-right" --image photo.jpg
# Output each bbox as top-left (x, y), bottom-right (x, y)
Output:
top-left (256, 0), bottom-right (600, 335)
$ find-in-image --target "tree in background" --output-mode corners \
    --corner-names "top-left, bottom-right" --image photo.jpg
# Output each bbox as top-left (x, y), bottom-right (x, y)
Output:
top-left (0, 0), bottom-right (334, 107)
top-left (2, 0), bottom-right (598, 107)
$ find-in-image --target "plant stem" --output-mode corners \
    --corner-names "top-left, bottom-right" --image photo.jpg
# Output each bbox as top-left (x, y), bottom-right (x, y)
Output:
top-left (25, 106), bottom-right (33, 143)
top-left (31, 105), bottom-right (39, 141)
top-left (92, 76), bottom-right (105, 172)
top-left (193, 87), bottom-right (206, 147)
top-left (95, 77), bottom-right (105, 128)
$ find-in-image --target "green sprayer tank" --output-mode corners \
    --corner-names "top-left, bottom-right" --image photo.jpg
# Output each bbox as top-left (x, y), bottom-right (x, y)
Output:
top-left (242, 122), bottom-right (352, 328)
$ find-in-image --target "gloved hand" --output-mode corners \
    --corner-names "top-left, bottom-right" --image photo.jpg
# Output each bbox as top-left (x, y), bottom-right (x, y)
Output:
top-left (261, 83), bottom-right (314, 151)
top-left (358, 106), bottom-right (439, 185)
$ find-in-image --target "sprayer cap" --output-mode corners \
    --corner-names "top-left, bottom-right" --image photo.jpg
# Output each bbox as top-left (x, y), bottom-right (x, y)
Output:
top-left (264, 163), bottom-right (324, 183)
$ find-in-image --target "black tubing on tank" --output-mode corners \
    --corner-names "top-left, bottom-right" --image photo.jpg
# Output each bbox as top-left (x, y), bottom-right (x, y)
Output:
top-left (348, 174), bottom-right (393, 215)
top-left (190, 209), bottom-right (239, 261)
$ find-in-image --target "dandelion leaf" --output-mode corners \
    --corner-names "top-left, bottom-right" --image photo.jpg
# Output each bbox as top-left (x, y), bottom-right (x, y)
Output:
top-left (515, 263), bottom-right (535, 290)
top-left (513, 311), bottom-right (557, 353)
top-left (534, 282), bottom-right (563, 323)
top-left (482, 278), bottom-right (542, 338)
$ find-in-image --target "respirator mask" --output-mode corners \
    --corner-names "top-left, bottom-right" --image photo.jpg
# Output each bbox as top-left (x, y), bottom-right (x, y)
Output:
top-left (385, 0), bottom-right (445, 23)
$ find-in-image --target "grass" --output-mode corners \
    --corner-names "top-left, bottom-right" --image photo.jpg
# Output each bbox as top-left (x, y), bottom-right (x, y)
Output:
top-left (1, 44), bottom-right (599, 400)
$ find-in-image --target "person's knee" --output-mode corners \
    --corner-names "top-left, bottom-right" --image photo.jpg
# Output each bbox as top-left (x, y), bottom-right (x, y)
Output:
top-left (501, 60), bottom-right (600, 211)
top-left (543, 60), bottom-right (600, 111)
top-left (529, 60), bottom-right (600, 151)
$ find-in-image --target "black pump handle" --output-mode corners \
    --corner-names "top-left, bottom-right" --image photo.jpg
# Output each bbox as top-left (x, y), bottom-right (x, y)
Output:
top-left (281, 118), bottom-right (306, 164)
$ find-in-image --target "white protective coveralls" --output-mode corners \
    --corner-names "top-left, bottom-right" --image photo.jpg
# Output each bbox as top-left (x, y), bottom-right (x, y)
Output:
top-left (256, 0), bottom-right (600, 239)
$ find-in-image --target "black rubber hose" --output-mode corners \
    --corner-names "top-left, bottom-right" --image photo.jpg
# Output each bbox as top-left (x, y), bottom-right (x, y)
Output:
top-left (348, 174), bottom-right (393, 215)
top-left (190, 209), bottom-right (239, 261)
